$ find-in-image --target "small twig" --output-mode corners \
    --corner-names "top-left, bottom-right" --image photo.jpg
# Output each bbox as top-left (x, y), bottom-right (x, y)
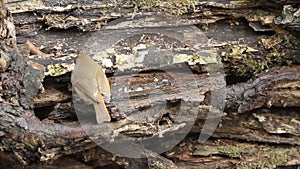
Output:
top-left (26, 40), bottom-right (50, 58)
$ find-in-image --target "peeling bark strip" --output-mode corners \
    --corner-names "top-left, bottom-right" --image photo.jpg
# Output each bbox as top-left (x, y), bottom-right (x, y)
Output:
top-left (226, 66), bottom-right (300, 114)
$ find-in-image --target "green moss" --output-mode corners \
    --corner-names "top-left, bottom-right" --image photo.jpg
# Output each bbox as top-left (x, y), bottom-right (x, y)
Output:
top-left (256, 9), bottom-right (269, 16)
top-left (131, 0), bottom-right (161, 9)
top-left (221, 33), bottom-right (297, 78)
top-left (221, 45), bottom-right (264, 77)
top-left (124, 0), bottom-right (197, 15)
top-left (217, 145), bottom-right (241, 158)
top-left (151, 161), bottom-right (168, 169)
top-left (200, 24), bottom-right (209, 31)
top-left (166, 0), bottom-right (197, 15)
top-left (195, 146), bottom-right (206, 154)
top-left (23, 135), bottom-right (40, 151)
top-left (239, 148), bottom-right (297, 169)
top-left (47, 63), bottom-right (70, 76)
top-left (267, 149), bottom-right (294, 165)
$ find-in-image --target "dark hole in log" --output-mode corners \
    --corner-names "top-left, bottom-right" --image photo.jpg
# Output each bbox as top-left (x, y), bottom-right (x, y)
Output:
top-left (33, 74), bottom-right (73, 121)
top-left (166, 99), bottom-right (181, 117)
top-left (34, 106), bottom-right (55, 120)
top-left (269, 106), bottom-right (300, 113)
top-left (93, 164), bottom-right (124, 169)
top-left (225, 74), bottom-right (249, 85)
top-left (157, 112), bottom-right (173, 126)
top-left (137, 69), bottom-right (168, 74)
top-left (276, 165), bottom-right (299, 169)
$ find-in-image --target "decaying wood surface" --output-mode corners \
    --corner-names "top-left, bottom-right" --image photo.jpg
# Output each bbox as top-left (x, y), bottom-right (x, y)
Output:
top-left (0, 0), bottom-right (300, 168)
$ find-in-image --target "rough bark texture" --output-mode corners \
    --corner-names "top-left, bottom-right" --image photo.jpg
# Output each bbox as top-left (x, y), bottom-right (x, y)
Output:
top-left (0, 0), bottom-right (299, 168)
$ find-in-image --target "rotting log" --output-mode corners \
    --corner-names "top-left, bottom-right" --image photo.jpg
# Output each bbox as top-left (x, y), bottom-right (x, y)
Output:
top-left (1, 47), bottom-right (299, 167)
top-left (0, 0), bottom-right (300, 168)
